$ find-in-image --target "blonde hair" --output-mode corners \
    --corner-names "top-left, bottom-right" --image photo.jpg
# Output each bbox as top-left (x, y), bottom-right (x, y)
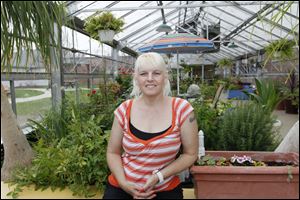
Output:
top-left (130, 52), bottom-right (171, 98)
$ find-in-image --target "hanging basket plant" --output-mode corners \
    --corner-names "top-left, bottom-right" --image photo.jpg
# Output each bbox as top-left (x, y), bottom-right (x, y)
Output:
top-left (84, 12), bottom-right (125, 43)
top-left (265, 39), bottom-right (296, 60)
top-left (217, 58), bottom-right (233, 69)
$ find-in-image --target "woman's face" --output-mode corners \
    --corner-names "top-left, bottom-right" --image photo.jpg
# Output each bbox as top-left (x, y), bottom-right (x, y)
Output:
top-left (135, 65), bottom-right (166, 97)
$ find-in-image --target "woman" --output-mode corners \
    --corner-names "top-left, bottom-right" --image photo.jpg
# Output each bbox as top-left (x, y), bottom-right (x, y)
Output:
top-left (103, 52), bottom-right (199, 199)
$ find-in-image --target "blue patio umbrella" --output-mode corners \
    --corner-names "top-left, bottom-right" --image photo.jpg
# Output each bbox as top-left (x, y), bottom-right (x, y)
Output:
top-left (138, 33), bottom-right (215, 95)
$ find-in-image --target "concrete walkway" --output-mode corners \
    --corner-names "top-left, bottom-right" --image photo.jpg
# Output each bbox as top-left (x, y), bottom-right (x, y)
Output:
top-left (13, 88), bottom-right (51, 103)
top-left (8, 88), bottom-right (91, 103)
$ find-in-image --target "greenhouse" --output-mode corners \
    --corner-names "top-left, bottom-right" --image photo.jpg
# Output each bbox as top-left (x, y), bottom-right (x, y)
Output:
top-left (1, 1), bottom-right (299, 199)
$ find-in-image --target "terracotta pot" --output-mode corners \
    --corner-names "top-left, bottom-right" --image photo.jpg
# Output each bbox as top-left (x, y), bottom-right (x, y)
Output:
top-left (190, 151), bottom-right (299, 199)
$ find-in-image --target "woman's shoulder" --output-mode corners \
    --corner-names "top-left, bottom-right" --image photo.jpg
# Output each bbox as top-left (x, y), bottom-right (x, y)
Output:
top-left (116, 99), bottom-right (132, 110)
top-left (173, 97), bottom-right (191, 105)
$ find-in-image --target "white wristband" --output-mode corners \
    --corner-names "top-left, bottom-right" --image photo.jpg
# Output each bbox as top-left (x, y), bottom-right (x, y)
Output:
top-left (153, 170), bottom-right (164, 183)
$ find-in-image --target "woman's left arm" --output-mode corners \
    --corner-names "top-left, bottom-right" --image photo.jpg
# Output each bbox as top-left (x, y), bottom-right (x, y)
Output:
top-left (143, 111), bottom-right (199, 191)
top-left (160, 111), bottom-right (199, 178)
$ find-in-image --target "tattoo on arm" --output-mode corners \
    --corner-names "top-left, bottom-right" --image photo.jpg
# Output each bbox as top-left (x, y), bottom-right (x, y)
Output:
top-left (189, 114), bottom-right (196, 123)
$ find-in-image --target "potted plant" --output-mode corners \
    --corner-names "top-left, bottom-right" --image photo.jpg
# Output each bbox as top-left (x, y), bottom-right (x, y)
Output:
top-left (264, 39), bottom-right (296, 61)
top-left (190, 151), bottom-right (299, 199)
top-left (84, 12), bottom-right (125, 42)
top-left (273, 79), bottom-right (288, 110)
top-left (283, 69), bottom-right (299, 114)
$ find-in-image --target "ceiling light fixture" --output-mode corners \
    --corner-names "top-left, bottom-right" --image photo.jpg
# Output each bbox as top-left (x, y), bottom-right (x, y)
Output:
top-left (228, 42), bottom-right (239, 48)
top-left (156, 23), bottom-right (172, 33)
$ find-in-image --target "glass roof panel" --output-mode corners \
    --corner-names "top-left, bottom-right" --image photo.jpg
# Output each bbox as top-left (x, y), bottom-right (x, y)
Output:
top-left (74, 1), bottom-right (115, 19)
top-left (63, 1), bottom-right (298, 63)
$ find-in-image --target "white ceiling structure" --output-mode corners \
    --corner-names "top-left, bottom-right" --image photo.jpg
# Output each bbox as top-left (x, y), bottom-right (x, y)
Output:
top-left (64, 1), bottom-right (299, 64)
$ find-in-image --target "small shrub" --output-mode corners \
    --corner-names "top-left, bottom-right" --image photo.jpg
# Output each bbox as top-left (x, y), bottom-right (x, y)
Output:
top-left (217, 102), bottom-right (280, 151)
top-left (8, 109), bottom-right (110, 198)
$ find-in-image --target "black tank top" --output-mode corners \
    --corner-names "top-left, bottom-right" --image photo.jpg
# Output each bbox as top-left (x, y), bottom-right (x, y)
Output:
top-left (129, 120), bottom-right (171, 140)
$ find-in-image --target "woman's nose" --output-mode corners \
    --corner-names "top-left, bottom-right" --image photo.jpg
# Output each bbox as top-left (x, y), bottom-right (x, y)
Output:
top-left (147, 73), bottom-right (153, 80)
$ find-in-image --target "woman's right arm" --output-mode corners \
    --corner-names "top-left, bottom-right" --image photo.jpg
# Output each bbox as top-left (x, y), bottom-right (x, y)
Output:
top-left (106, 116), bottom-right (127, 187)
top-left (107, 116), bottom-right (156, 199)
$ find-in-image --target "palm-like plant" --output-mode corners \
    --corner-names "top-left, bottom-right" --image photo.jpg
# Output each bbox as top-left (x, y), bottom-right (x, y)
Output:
top-left (244, 78), bottom-right (282, 113)
top-left (1, 1), bottom-right (66, 181)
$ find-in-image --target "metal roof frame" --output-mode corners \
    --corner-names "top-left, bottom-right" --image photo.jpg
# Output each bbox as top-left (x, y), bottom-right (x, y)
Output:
top-left (63, 1), bottom-right (298, 64)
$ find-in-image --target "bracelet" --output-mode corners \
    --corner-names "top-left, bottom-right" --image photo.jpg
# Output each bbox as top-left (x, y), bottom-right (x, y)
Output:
top-left (153, 170), bottom-right (164, 183)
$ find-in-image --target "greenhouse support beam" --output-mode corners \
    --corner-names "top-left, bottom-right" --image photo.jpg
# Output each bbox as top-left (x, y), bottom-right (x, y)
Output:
top-left (229, 1), bottom-right (298, 36)
top-left (1, 72), bottom-right (113, 81)
top-left (80, 2), bottom-right (281, 12)
top-left (111, 48), bottom-right (119, 80)
top-left (62, 46), bottom-right (133, 65)
top-left (201, 65), bottom-right (205, 84)
top-left (50, 22), bottom-right (62, 112)
top-left (9, 80), bottom-right (17, 116)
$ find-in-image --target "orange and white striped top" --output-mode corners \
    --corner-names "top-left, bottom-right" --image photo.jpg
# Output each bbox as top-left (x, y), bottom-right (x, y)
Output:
top-left (108, 97), bottom-right (194, 192)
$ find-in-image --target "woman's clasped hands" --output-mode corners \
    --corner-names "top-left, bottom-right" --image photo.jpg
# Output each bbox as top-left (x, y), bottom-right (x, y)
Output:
top-left (121, 174), bottom-right (159, 199)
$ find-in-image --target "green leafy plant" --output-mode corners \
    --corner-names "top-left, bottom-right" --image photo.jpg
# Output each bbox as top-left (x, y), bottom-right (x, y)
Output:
top-left (284, 68), bottom-right (299, 107)
top-left (244, 78), bottom-right (282, 113)
top-left (8, 112), bottom-right (109, 198)
top-left (199, 83), bottom-right (218, 100)
top-left (191, 99), bottom-right (233, 150)
top-left (217, 102), bottom-right (280, 151)
top-left (84, 12), bottom-right (125, 40)
top-left (265, 39), bottom-right (296, 61)
top-left (197, 155), bottom-right (267, 167)
top-left (217, 58), bottom-right (234, 69)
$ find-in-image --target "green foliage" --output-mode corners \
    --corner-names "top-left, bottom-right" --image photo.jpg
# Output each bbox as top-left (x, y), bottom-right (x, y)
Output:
top-left (218, 77), bottom-right (243, 90)
top-left (199, 83), bottom-right (218, 100)
top-left (217, 102), bottom-right (279, 151)
top-left (244, 78), bottom-right (282, 113)
top-left (196, 155), bottom-right (266, 166)
top-left (84, 12), bottom-right (125, 40)
top-left (217, 58), bottom-right (234, 69)
top-left (265, 39), bottom-right (296, 61)
top-left (1, 1), bottom-right (67, 71)
top-left (179, 78), bottom-right (195, 93)
top-left (191, 100), bottom-right (221, 150)
top-left (27, 98), bottom-right (81, 145)
top-left (197, 155), bottom-right (217, 166)
top-left (115, 75), bottom-right (133, 99)
top-left (282, 69), bottom-right (299, 107)
top-left (9, 112), bottom-right (109, 198)
top-left (83, 87), bottom-right (122, 131)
